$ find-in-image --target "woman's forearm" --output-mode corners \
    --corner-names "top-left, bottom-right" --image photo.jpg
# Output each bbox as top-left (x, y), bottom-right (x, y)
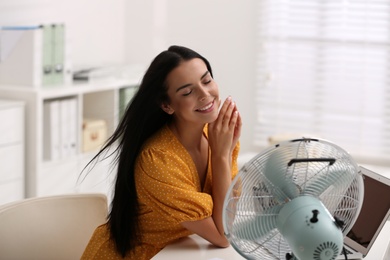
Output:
top-left (211, 155), bottom-right (232, 239)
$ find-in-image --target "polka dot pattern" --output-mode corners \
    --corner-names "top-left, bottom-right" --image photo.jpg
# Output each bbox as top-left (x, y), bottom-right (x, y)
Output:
top-left (81, 124), bottom-right (240, 259)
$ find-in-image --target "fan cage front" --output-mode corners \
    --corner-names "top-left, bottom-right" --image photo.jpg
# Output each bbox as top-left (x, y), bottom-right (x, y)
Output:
top-left (223, 138), bottom-right (363, 259)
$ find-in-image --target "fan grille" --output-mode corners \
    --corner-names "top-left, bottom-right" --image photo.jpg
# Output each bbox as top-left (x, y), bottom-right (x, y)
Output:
top-left (223, 138), bottom-right (363, 259)
top-left (313, 241), bottom-right (339, 260)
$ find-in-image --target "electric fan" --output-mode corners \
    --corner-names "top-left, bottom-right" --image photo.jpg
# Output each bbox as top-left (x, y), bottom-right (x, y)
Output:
top-left (223, 138), bottom-right (364, 260)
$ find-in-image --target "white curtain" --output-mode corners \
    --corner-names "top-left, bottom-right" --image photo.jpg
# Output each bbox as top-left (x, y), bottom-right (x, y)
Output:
top-left (255, 0), bottom-right (390, 165)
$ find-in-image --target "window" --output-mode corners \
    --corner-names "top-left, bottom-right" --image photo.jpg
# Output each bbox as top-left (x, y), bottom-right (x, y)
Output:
top-left (255, 0), bottom-right (390, 165)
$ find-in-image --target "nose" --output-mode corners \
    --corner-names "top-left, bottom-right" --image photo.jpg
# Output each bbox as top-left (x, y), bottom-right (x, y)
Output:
top-left (198, 85), bottom-right (209, 101)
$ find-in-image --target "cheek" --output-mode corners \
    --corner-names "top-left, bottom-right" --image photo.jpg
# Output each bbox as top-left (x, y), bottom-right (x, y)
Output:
top-left (211, 83), bottom-right (219, 96)
top-left (174, 99), bottom-right (195, 112)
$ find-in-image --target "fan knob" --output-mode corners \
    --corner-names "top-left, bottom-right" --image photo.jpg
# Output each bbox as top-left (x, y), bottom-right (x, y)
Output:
top-left (310, 209), bottom-right (319, 223)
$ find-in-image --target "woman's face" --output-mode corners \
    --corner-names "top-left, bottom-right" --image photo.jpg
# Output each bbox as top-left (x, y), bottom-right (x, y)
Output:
top-left (163, 58), bottom-right (220, 125)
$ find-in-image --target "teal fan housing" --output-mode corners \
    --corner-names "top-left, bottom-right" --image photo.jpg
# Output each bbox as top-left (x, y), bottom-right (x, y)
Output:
top-left (223, 138), bottom-right (364, 260)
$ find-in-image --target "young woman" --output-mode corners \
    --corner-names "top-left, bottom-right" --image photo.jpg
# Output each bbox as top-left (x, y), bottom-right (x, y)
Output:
top-left (81, 45), bottom-right (242, 259)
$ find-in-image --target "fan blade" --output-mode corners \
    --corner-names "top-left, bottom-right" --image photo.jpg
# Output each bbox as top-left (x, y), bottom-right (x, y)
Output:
top-left (263, 151), bottom-right (299, 202)
top-left (302, 169), bottom-right (355, 197)
top-left (232, 205), bottom-right (282, 241)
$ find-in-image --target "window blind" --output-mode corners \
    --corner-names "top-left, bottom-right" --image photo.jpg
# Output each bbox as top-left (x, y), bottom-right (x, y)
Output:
top-left (255, 0), bottom-right (390, 165)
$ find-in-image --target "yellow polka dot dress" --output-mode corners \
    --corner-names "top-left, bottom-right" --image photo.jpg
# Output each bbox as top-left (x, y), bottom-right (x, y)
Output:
top-left (81, 124), bottom-right (240, 259)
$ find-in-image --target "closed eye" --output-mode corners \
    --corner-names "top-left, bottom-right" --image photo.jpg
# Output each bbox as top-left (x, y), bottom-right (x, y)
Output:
top-left (202, 74), bottom-right (213, 85)
top-left (182, 89), bottom-right (193, 96)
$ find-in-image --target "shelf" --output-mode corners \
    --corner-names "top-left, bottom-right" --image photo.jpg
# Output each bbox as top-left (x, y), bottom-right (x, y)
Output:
top-left (0, 78), bottom-right (139, 199)
top-left (0, 79), bottom-right (137, 98)
top-left (41, 79), bottom-right (136, 99)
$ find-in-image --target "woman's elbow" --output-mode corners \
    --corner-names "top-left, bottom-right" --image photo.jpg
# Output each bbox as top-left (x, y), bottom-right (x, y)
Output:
top-left (218, 242), bottom-right (230, 248)
top-left (213, 237), bottom-right (230, 248)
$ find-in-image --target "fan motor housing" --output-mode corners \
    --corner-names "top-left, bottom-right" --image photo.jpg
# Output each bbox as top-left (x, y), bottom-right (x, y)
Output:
top-left (277, 196), bottom-right (343, 260)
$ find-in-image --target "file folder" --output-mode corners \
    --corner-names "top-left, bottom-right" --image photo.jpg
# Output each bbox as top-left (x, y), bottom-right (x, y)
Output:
top-left (43, 97), bottom-right (78, 161)
top-left (43, 100), bottom-right (61, 160)
top-left (60, 98), bottom-right (71, 158)
top-left (52, 24), bottom-right (65, 85)
top-left (0, 26), bottom-right (43, 86)
top-left (119, 86), bottom-right (137, 119)
top-left (42, 25), bottom-right (54, 86)
top-left (68, 98), bottom-right (78, 156)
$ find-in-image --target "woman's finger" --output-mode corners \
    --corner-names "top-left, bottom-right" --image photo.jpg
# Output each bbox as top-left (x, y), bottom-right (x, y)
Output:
top-left (224, 101), bottom-right (236, 127)
top-left (229, 110), bottom-right (239, 128)
top-left (217, 96), bottom-right (232, 124)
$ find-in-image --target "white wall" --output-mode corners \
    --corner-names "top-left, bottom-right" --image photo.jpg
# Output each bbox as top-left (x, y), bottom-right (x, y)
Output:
top-left (124, 0), bottom-right (258, 154)
top-left (0, 0), bottom-right (126, 68)
top-left (0, 0), bottom-right (257, 154)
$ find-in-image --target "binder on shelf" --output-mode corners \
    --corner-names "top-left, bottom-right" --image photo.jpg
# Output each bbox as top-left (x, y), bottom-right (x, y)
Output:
top-left (68, 98), bottom-right (78, 156)
top-left (119, 86), bottom-right (137, 119)
top-left (59, 98), bottom-right (78, 158)
top-left (52, 24), bottom-right (65, 85)
top-left (43, 97), bottom-right (78, 161)
top-left (43, 100), bottom-right (61, 160)
top-left (0, 26), bottom-right (43, 86)
top-left (0, 24), bottom-right (66, 87)
top-left (41, 25), bottom-right (53, 86)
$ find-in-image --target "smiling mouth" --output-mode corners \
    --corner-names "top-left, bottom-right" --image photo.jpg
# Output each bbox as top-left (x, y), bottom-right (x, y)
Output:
top-left (196, 101), bottom-right (214, 112)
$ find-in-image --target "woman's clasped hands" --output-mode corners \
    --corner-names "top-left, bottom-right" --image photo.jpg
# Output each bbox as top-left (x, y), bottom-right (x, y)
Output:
top-left (208, 96), bottom-right (242, 160)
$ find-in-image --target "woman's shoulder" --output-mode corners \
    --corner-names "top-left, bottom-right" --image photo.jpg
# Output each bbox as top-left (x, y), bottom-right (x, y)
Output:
top-left (142, 124), bottom-right (177, 150)
top-left (136, 125), bottom-right (194, 179)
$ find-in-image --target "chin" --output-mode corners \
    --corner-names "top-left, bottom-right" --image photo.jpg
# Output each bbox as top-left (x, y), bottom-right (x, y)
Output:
top-left (207, 114), bottom-right (219, 123)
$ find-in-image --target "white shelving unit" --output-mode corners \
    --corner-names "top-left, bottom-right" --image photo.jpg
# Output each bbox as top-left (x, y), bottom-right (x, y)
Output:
top-left (0, 78), bottom-right (139, 201)
top-left (0, 100), bottom-right (25, 205)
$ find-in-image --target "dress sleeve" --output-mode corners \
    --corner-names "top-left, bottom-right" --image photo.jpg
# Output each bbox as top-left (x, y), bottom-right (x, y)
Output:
top-left (231, 141), bottom-right (241, 180)
top-left (135, 148), bottom-right (213, 223)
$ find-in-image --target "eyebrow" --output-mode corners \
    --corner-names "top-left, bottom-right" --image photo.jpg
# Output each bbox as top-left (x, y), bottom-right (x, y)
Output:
top-left (175, 71), bottom-right (210, 93)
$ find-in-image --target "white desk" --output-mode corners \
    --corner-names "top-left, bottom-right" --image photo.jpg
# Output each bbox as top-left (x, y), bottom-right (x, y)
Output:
top-left (152, 234), bottom-right (245, 260)
top-left (153, 221), bottom-right (390, 260)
